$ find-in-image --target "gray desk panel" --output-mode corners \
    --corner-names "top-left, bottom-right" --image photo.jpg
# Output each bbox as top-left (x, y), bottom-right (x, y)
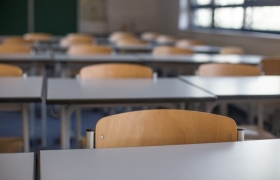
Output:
top-left (0, 77), bottom-right (43, 102)
top-left (210, 54), bottom-right (263, 64)
top-left (180, 76), bottom-right (280, 99)
top-left (40, 139), bottom-right (280, 180)
top-left (191, 45), bottom-right (220, 54)
top-left (0, 153), bottom-right (35, 180)
top-left (47, 78), bottom-right (215, 104)
top-left (54, 54), bottom-right (141, 63)
top-left (0, 54), bottom-right (51, 62)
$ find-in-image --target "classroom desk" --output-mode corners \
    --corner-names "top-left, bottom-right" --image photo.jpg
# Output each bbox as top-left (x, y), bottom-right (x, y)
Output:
top-left (0, 77), bottom-right (43, 152)
top-left (179, 76), bottom-right (280, 129)
top-left (190, 45), bottom-right (220, 54)
top-left (47, 78), bottom-right (216, 149)
top-left (0, 152), bottom-right (35, 180)
top-left (39, 139), bottom-right (280, 180)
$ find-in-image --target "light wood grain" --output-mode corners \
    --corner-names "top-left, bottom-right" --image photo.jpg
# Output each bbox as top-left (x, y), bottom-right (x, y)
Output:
top-left (23, 32), bottom-right (52, 41)
top-left (0, 137), bottom-right (22, 153)
top-left (141, 32), bottom-right (159, 41)
top-left (109, 31), bottom-right (135, 43)
top-left (68, 45), bottom-right (112, 55)
top-left (116, 38), bottom-right (148, 46)
top-left (80, 63), bottom-right (153, 79)
top-left (0, 63), bottom-right (23, 77)
top-left (153, 46), bottom-right (193, 55)
top-left (261, 58), bottom-right (280, 75)
top-left (176, 39), bottom-right (205, 48)
top-left (0, 44), bottom-right (30, 54)
top-left (198, 63), bottom-right (261, 76)
top-left (220, 46), bottom-right (244, 54)
top-left (60, 34), bottom-right (93, 47)
top-left (95, 109), bottom-right (237, 148)
top-left (155, 35), bottom-right (177, 44)
top-left (3, 36), bottom-right (33, 45)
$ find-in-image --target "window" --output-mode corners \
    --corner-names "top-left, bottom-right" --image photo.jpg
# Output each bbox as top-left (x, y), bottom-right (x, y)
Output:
top-left (190, 0), bottom-right (280, 33)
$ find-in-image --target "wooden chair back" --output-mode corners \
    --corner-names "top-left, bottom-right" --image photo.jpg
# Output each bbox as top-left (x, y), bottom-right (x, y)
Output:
top-left (116, 38), bottom-right (148, 46)
top-left (80, 63), bottom-right (153, 79)
top-left (220, 46), bottom-right (244, 54)
top-left (0, 63), bottom-right (23, 77)
top-left (153, 46), bottom-right (193, 55)
top-left (23, 33), bottom-right (52, 41)
top-left (176, 39), bottom-right (205, 48)
top-left (198, 63), bottom-right (261, 76)
top-left (141, 32), bottom-right (159, 41)
top-left (0, 44), bottom-right (30, 54)
top-left (60, 36), bottom-right (93, 47)
top-left (95, 109), bottom-right (237, 148)
top-left (3, 36), bottom-right (33, 45)
top-left (109, 32), bottom-right (135, 43)
top-left (155, 35), bottom-right (177, 44)
top-left (68, 45), bottom-right (112, 55)
top-left (261, 58), bottom-right (280, 75)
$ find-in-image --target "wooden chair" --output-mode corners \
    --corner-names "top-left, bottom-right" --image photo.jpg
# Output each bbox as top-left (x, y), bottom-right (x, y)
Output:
top-left (176, 39), bottom-right (205, 48)
top-left (23, 32), bottom-right (52, 42)
top-left (60, 35), bottom-right (93, 47)
top-left (198, 63), bottom-right (261, 77)
top-left (155, 35), bottom-right (177, 44)
top-left (0, 44), bottom-right (30, 54)
top-left (220, 46), bottom-right (244, 55)
top-left (0, 64), bottom-right (23, 153)
top-left (141, 32), bottom-right (159, 41)
top-left (3, 36), bottom-right (33, 45)
top-left (152, 46), bottom-right (193, 55)
top-left (93, 109), bottom-right (238, 148)
top-left (109, 32), bottom-right (135, 43)
top-left (260, 58), bottom-right (280, 75)
top-left (116, 38), bottom-right (148, 46)
top-left (80, 63), bottom-right (153, 79)
top-left (68, 45), bottom-right (112, 55)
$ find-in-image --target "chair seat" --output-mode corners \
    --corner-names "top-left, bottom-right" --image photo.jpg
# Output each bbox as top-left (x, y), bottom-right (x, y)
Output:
top-left (0, 137), bottom-right (22, 153)
top-left (239, 125), bottom-right (277, 140)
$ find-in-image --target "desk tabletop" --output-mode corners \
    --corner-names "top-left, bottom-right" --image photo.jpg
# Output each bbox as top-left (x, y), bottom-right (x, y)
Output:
top-left (0, 152), bottom-right (35, 180)
top-left (54, 54), bottom-right (141, 63)
top-left (0, 53), bottom-right (51, 62)
top-left (140, 54), bottom-right (262, 64)
top-left (0, 77), bottom-right (43, 102)
top-left (180, 76), bottom-right (280, 100)
top-left (47, 78), bottom-right (215, 104)
top-left (39, 139), bottom-right (280, 180)
top-left (190, 45), bottom-right (220, 54)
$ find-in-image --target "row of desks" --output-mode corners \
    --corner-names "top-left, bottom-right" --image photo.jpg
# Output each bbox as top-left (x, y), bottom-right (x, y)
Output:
top-left (1, 76), bottom-right (280, 150)
top-left (0, 53), bottom-right (262, 64)
top-left (1, 139), bottom-right (280, 180)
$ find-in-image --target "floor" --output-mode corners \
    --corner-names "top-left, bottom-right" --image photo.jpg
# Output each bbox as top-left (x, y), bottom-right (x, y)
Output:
top-left (0, 104), bottom-right (274, 152)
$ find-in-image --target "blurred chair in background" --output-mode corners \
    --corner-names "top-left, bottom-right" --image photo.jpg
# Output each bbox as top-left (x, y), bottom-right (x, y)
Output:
top-left (176, 39), bottom-right (205, 48)
top-left (220, 46), bottom-right (244, 54)
top-left (23, 32), bottom-right (52, 42)
top-left (155, 35), bottom-right (177, 44)
top-left (3, 36), bottom-right (33, 46)
top-left (109, 31), bottom-right (135, 43)
top-left (0, 44), bottom-right (30, 54)
top-left (141, 32), bottom-right (159, 41)
top-left (261, 58), bottom-right (280, 75)
top-left (68, 45), bottom-right (112, 55)
top-left (153, 46), bottom-right (193, 55)
top-left (60, 33), bottom-right (93, 47)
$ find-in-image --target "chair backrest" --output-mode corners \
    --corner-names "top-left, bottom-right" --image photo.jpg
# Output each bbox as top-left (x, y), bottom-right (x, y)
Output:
top-left (141, 32), bottom-right (159, 41)
top-left (23, 33), bottom-right (52, 41)
top-left (68, 45), bottom-right (112, 55)
top-left (155, 35), bottom-right (177, 44)
top-left (0, 44), bottom-right (30, 54)
top-left (60, 35), bottom-right (93, 47)
top-left (220, 46), bottom-right (244, 55)
top-left (0, 64), bottom-right (23, 77)
top-left (198, 63), bottom-right (261, 76)
top-left (80, 63), bottom-right (153, 79)
top-left (116, 38), bottom-right (148, 46)
top-left (95, 109), bottom-right (237, 148)
top-left (3, 36), bottom-right (33, 45)
top-left (260, 58), bottom-right (280, 75)
top-left (176, 39), bottom-right (205, 48)
top-left (152, 46), bottom-right (193, 55)
top-left (109, 32), bottom-right (135, 43)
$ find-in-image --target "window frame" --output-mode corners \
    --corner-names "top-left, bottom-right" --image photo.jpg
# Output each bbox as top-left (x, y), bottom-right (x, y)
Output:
top-left (189, 0), bottom-right (280, 34)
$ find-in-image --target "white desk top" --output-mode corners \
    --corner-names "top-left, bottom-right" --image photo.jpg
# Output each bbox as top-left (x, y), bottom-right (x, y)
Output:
top-left (140, 54), bottom-right (262, 64)
top-left (40, 139), bottom-right (280, 180)
top-left (0, 152), bottom-right (35, 180)
top-left (180, 76), bottom-right (280, 100)
top-left (47, 78), bottom-right (215, 104)
top-left (54, 54), bottom-right (141, 62)
top-left (0, 77), bottom-right (43, 102)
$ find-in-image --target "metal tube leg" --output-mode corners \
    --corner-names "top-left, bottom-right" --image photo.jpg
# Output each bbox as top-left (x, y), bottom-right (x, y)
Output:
top-left (60, 105), bottom-right (69, 149)
top-left (179, 103), bottom-right (185, 110)
top-left (257, 102), bottom-right (264, 129)
top-left (29, 103), bottom-right (35, 138)
top-left (248, 103), bottom-right (254, 125)
top-left (220, 102), bottom-right (228, 116)
top-left (22, 104), bottom-right (29, 152)
top-left (41, 98), bottom-right (47, 148)
top-left (76, 108), bottom-right (82, 145)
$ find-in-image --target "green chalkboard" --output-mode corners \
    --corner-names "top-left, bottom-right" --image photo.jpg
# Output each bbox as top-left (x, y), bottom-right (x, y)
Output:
top-left (0, 0), bottom-right (28, 35)
top-left (34, 0), bottom-right (77, 35)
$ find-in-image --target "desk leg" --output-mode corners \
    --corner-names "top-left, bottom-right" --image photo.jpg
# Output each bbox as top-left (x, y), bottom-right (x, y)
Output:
top-left (220, 102), bottom-right (228, 116)
top-left (76, 108), bottom-right (81, 146)
top-left (41, 98), bottom-right (47, 148)
top-left (22, 104), bottom-right (29, 152)
top-left (60, 105), bottom-right (69, 149)
top-left (257, 102), bottom-right (264, 129)
top-left (179, 102), bottom-right (185, 110)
